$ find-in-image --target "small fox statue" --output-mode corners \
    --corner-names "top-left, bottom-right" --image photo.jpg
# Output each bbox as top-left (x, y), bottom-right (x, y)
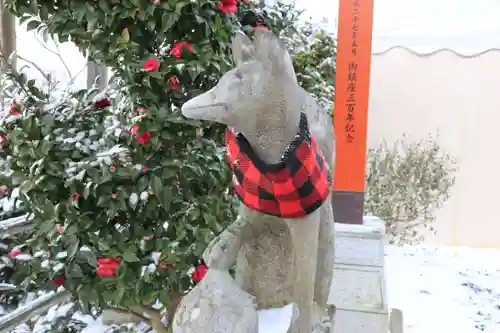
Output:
top-left (181, 28), bottom-right (335, 333)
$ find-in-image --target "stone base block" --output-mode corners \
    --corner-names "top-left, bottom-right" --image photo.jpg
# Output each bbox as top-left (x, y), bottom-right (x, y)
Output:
top-left (328, 216), bottom-right (389, 333)
top-left (334, 309), bottom-right (389, 333)
top-left (329, 264), bottom-right (387, 313)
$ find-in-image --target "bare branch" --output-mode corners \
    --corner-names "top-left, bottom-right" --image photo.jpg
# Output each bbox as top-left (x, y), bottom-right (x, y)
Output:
top-left (107, 307), bottom-right (150, 324)
top-left (131, 306), bottom-right (169, 333)
top-left (389, 219), bottom-right (431, 234)
top-left (33, 34), bottom-right (73, 81)
top-left (131, 305), bottom-right (162, 321)
top-left (0, 49), bottom-right (37, 98)
top-left (16, 54), bottom-right (51, 82)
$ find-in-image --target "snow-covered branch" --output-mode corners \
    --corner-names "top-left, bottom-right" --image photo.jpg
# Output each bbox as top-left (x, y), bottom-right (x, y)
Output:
top-left (0, 289), bottom-right (71, 333)
top-left (0, 214), bottom-right (34, 236)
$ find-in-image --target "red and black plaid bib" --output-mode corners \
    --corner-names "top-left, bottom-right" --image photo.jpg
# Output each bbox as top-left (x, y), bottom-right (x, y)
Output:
top-left (226, 113), bottom-right (331, 218)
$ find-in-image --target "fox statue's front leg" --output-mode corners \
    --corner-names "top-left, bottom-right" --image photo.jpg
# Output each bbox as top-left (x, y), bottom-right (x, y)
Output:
top-left (203, 215), bottom-right (251, 270)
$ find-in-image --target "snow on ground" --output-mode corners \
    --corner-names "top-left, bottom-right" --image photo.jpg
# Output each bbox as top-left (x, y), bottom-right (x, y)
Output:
top-left (386, 246), bottom-right (500, 333)
top-left (73, 245), bottom-right (500, 332)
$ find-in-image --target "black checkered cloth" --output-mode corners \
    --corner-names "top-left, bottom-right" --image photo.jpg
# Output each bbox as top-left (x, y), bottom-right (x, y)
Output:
top-left (226, 113), bottom-right (331, 218)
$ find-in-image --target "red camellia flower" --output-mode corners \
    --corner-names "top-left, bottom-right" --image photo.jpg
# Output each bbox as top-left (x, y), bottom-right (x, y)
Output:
top-left (136, 106), bottom-right (146, 114)
top-left (0, 135), bottom-right (5, 146)
top-left (0, 185), bottom-right (7, 193)
top-left (143, 58), bottom-right (160, 72)
top-left (160, 262), bottom-right (176, 269)
top-left (136, 131), bottom-right (152, 144)
top-left (192, 264), bottom-right (208, 281)
top-left (130, 124), bottom-right (141, 136)
top-left (143, 166), bottom-right (149, 172)
top-left (167, 76), bottom-right (180, 90)
top-left (110, 166), bottom-right (116, 173)
top-left (170, 41), bottom-right (193, 60)
top-left (71, 192), bottom-right (80, 201)
top-left (8, 249), bottom-right (21, 257)
top-left (96, 258), bottom-right (121, 277)
top-left (56, 224), bottom-right (64, 233)
top-left (217, 0), bottom-right (237, 13)
top-left (8, 104), bottom-right (21, 116)
top-left (252, 23), bottom-right (269, 30)
top-left (51, 275), bottom-right (65, 287)
top-left (93, 97), bottom-right (111, 109)
top-left (111, 193), bottom-right (117, 199)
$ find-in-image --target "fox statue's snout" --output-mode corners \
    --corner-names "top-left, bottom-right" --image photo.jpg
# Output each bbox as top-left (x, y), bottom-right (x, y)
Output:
top-left (181, 28), bottom-right (296, 127)
top-left (181, 87), bottom-right (225, 122)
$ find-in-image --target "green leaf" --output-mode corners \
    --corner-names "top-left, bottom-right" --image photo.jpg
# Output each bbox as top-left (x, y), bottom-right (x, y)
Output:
top-left (175, 2), bottom-right (188, 14)
top-left (98, 241), bottom-right (111, 252)
top-left (29, 0), bottom-right (39, 15)
top-left (121, 28), bottom-right (130, 43)
top-left (98, 0), bottom-right (111, 12)
top-left (43, 200), bottom-right (56, 220)
top-left (151, 175), bottom-right (163, 197)
top-left (97, 195), bottom-right (109, 207)
top-left (19, 15), bottom-right (31, 26)
top-left (114, 283), bottom-right (125, 303)
top-left (38, 218), bottom-right (54, 234)
top-left (68, 238), bottom-right (80, 258)
top-left (12, 171), bottom-right (26, 186)
top-left (26, 20), bottom-right (41, 31)
top-left (85, 9), bottom-right (100, 30)
top-left (69, 262), bottom-right (84, 278)
top-left (137, 176), bottom-right (149, 191)
top-left (160, 187), bottom-right (172, 210)
top-left (39, 5), bottom-right (49, 21)
top-left (86, 167), bottom-right (100, 182)
top-left (215, 15), bottom-right (222, 29)
top-left (40, 114), bottom-right (55, 128)
top-left (176, 228), bottom-right (186, 241)
top-left (19, 180), bottom-right (34, 193)
top-left (147, 20), bottom-right (156, 32)
top-left (123, 251), bottom-right (140, 263)
top-left (39, 140), bottom-right (52, 156)
top-left (161, 12), bottom-right (180, 32)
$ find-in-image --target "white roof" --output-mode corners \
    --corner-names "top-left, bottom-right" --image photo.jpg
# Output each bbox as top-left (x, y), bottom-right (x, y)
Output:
top-left (293, 0), bottom-right (500, 55)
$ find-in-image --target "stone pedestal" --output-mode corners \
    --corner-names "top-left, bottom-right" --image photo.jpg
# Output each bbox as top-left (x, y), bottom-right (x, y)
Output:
top-left (328, 216), bottom-right (389, 333)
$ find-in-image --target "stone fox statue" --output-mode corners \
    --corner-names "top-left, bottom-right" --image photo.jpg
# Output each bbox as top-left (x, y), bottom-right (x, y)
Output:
top-left (181, 29), bottom-right (335, 333)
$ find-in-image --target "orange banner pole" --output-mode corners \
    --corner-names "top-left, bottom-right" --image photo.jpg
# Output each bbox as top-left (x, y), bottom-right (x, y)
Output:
top-left (332, 0), bottom-right (374, 224)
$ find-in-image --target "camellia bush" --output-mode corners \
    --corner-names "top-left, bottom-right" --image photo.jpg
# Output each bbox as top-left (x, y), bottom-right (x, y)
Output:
top-left (286, 21), bottom-right (336, 111)
top-left (0, 0), bottom-right (336, 331)
top-left (365, 135), bottom-right (457, 245)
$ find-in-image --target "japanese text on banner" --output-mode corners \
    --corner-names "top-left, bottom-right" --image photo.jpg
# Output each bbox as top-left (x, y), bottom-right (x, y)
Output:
top-left (345, 0), bottom-right (360, 144)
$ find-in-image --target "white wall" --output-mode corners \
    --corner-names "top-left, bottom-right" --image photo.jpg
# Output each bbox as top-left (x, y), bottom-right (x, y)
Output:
top-left (368, 48), bottom-right (500, 248)
top-left (16, 20), bottom-right (87, 90)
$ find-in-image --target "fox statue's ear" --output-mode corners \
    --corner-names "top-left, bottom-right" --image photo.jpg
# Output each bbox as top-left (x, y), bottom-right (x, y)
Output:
top-left (232, 31), bottom-right (255, 65)
top-left (253, 28), bottom-right (296, 82)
